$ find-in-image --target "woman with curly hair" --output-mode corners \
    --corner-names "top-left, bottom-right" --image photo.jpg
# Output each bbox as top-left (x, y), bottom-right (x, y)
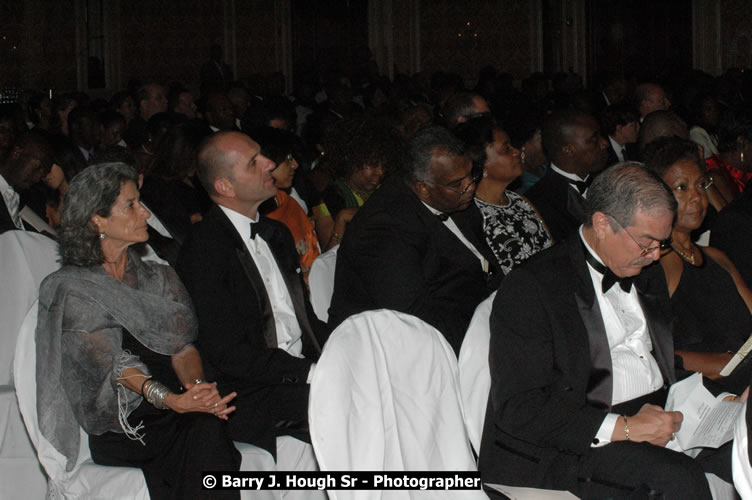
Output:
top-left (36, 162), bottom-right (240, 499)
top-left (313, 117), bottom-right (403, 250)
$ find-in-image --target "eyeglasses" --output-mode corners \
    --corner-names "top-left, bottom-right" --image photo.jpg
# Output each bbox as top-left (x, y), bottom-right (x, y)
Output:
top-left (422, 166), bottom-right (482, 195)
top-left (609, 217), bottom-right (672, 257)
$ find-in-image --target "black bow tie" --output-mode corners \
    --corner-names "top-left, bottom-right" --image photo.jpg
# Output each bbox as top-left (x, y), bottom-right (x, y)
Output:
top-left (572, 177), bottom-right (591, 195)
top-left (583, 243), bottom-right (633, 293)
top-left (436, 212), bottom-right (450, 222)
top-left (250, 218), bottom-right (275, 240)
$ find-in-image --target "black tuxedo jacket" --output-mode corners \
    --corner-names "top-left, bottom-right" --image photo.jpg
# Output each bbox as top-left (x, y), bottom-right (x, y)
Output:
top-left (524, 168), bottom-right (585, 243)
top-left (328, 175), bottom-right (501, 353)
top-left (711, 186), bottom-right (752, 287)
top-left (478, 236), bottom-right (677, 490)
top-left (606, 140), bottom-right (638, 167)
top-left (0, 197), bottom-right (17, 235)
top-left (175, 204), bottom-right (325, 452)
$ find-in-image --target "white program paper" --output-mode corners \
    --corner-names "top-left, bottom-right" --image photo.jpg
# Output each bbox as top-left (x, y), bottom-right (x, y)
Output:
top-left (664, 372), bottom-right (743, 455)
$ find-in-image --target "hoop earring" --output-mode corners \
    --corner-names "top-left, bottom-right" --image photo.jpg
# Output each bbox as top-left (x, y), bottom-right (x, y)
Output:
top-left (742, 151), bottom-right (745, 164)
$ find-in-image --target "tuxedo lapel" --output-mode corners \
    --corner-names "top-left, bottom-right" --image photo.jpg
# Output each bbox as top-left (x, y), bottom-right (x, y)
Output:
top-left (209, 206), bottom-right (278, 348)
top-left (568, 237), bottom-right (613, 408)
top-left (565, 183), bottom-right (585, 222)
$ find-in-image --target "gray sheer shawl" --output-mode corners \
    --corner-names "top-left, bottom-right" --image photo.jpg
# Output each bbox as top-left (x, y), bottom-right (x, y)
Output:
top-left (35, 249), bottom-right (197, 471)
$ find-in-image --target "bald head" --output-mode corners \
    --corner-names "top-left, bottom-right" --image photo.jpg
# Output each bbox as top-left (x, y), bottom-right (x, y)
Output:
top-left (634, 83), bottom-right (671, 119)
top-left (197, 132), bottom-right (239, 196)
top-left (637, 110), bottom-right (688, 155)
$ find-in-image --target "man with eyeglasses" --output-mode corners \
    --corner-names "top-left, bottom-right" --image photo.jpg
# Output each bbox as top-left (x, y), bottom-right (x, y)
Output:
top-left (328, 126), bottom-right (501, 353)
top-left (479, 163), bottom-right (724, 499)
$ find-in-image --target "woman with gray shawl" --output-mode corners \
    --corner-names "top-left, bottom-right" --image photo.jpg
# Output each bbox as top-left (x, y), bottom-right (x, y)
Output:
top-left (36, 163), bottom-right (240, 499)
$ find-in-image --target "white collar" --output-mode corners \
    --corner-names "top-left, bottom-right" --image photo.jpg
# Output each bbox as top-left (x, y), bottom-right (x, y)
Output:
top-left (218, 205), bottom-right (259, 241)
top-left (550, 163), bottom-right (588, 183)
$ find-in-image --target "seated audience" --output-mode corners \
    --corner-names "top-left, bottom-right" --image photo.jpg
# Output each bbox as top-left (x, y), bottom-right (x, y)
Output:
top-left (99, 110), bottom-right (127, 148)
top-left (328, 126), bottom-right (501, 353)
top-left (688, 92), bottom-right (721, 159)
top-left (35, 162), bottom-right (240, 499)
top-left (43, 138), bottom-right (87, 227)
top-left (711, 173), bottom-right (752, 287)
top-left (313, 117), bottom-right (402, 250)
top-left (454, 116), bottom-right (552, 275)
top-left (253, 127), bottom-right (320, 281)
top-left (507, 113), bottom-right (547, 194)
top-left (634, 82), bottom-right (672, 121)
top-left (0, 130), bottom-right (53, 234)
top-left (705, 106), bottom-right (752, 203)
top-left (176, 131), bottom-right (326, 460)
top-left (480, 162), bottom-right (725, 498)
top-left (525, 108), bottom-right (608, 243)
top-left (644, 137), bottom-right (752, 391)
top-left (140, 120), bottom-right (212, 246)
top-left (601, 103), bottom-right (640, 165)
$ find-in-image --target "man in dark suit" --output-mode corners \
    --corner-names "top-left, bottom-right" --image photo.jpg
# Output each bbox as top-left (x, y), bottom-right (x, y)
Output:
top-left (601, 103), bottom-right (640, 166)
top-left (479, 163), bottom-right (716, 498)
top-left (328, 126), bottom-right (501, 353)
top-left (176, 131), bottom-right (325, 457)
top-left (0, 130), bottom-right (52, 235)
top-left (526, 109), bottom-right (609, 243)
top-left (711, 180), bottom-right (752, 286)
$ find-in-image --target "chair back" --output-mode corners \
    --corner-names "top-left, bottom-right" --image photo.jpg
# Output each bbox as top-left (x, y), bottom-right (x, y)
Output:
top-left (0, 230), bottom-right (59, 385)
top-left (14, 301), bottom-right (151, 499)
top-left (457, 292), bottom-right (496, 455)
top-left (309, 309), bottom-right (485, 500)
top-left (308, 245), bottom-right (338, 322)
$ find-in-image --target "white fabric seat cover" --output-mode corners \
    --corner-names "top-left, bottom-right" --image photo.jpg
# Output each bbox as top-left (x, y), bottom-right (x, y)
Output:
top-left (15, 302), bottom-right (323, 500)
top-left (309, 309), bottom-right (485, 500)
top-left (308, 245), bottom-right (338, 322)
top-left (0, 231), bottom-right (59, 499)
top-left (457, 292), bottom-right (495, 455)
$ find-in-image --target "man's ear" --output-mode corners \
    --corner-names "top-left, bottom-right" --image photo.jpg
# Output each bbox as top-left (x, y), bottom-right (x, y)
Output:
top-left (591, 211), bottom-right (611, 240)
top-left (412, 179), bottom-right (430, 202)
top-left (214, 177), bottom-right (233, 198)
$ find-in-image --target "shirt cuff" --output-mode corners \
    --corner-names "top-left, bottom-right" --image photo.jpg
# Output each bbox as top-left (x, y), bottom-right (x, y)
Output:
top-left (591, 413), bottom-right (620, 447)
top-left (306, 363), bottom-right (316, 384)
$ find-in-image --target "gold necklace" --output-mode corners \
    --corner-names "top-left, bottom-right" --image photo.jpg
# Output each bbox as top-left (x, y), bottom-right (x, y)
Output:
top-left (672, 244), bottom-right (696, 265)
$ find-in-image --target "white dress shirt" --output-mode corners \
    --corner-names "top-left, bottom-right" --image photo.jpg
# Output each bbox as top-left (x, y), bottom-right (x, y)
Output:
top-left (220, 205), bottom-right (304, 358)
top-left (0, 173), bottom-right (23, 230)
top-left (580, 229), bottom-right (664, 446)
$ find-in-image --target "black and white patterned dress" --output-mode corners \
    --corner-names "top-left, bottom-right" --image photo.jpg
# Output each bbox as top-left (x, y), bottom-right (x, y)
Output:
top-left (475, 191), bottom-right (553, 275)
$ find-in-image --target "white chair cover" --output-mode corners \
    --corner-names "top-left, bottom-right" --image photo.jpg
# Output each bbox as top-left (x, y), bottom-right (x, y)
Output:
top-left (734, 403), bottom-right (752, 499)
top-left (15, 302), bottom-right (323, 500)
top-left (457, 292), bottom-right (496, 455)
top-left (308, 245), bottom-right (338, 322)
top-left (0, 230), bottom-right (59, 385)
top-left (0, 230), bottom-right (59, 499)
top-left (309, 309), bottom-right (486, 500)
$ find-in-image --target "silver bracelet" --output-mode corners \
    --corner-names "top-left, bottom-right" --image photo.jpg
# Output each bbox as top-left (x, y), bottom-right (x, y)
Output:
top-left (143, 380), bottom-right (171, 410)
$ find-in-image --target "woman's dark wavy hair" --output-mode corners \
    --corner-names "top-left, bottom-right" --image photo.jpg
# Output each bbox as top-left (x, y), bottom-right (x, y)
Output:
top-left (58, 162), bottom-right (138, 267)
top-left (323, 117), bottom-right (404, 180)
top-left (146, 120), bottom-right (211, 180)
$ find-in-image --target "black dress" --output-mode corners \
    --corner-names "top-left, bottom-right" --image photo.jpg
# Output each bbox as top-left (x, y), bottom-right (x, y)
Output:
top-left (88, 330), bottom-right (240, 500)
top-left (670, 252), bottom-right (752, 392)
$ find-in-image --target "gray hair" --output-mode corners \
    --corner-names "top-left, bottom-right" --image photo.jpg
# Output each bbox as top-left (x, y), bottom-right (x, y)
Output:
top-left (58, 162), bottom-right (138, 267)
top-left (584, 162), bottom-right (676, 229)
top-left (405, 125), bottom-right (466, 184)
